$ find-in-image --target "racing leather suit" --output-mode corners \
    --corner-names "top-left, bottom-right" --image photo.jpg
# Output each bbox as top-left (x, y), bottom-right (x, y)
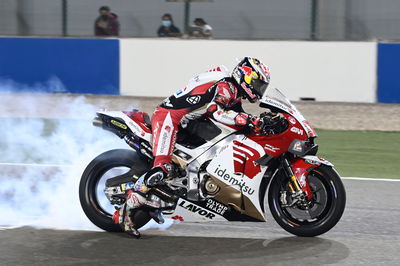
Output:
top-left (151, 66), bottom-right (254, 169)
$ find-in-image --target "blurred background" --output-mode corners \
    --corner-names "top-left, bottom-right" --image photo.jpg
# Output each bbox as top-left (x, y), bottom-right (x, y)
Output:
top-left (2, 0), bottom-right (400, 104)
top-left (2, 0), bottom-right (400, 40)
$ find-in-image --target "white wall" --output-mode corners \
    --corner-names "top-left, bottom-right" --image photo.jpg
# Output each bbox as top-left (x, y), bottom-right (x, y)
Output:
top-left (120, 39), bottom-right (377, 102)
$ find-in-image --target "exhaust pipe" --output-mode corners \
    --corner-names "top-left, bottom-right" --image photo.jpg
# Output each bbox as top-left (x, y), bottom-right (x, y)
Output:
top-left (92, 116), bottom-right (125, 138)
top-left (92, 117), bottom-right (104, 128)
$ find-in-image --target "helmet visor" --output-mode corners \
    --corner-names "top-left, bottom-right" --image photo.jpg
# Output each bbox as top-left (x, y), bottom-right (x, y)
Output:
top-left (251, 79), bottom-right (269, 97)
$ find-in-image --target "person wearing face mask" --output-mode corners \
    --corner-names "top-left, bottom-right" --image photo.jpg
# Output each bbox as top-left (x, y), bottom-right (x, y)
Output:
top-left (189, 18), bottom-right (213, 39)
top-left (157, 13), bottom-right (182, 37)
top-left (94, 6), bottom-right (120, 36)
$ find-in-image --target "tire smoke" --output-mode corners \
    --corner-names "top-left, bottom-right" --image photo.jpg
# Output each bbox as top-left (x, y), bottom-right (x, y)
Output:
top-left (0, 94), bottom-right (124, 230)
top-left (0, 91), bottom-right (173, 232)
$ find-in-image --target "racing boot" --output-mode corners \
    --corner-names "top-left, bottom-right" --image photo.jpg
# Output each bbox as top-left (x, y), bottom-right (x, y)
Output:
top-left (113, 190), bottom-right (147, 238)
top-left (113, 206), bottom-right (141, 238)
top-left (113, 204), bottom-right (141, 238)
top-left (123, 213), bottom-right (141, 239)
top-left (144, 164), bottom-right (171, 187)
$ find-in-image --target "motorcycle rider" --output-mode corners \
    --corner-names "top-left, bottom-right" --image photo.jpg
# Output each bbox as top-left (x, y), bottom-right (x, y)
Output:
top-left (117, 57), bottom-right (281, 237)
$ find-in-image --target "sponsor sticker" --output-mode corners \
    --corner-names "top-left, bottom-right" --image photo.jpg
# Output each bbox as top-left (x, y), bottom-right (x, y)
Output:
top-left (290, 127), bottom-right (304, 135)
top-left (128, 120), bottom-right (145, 135)
top-left (241, 82), bottom-right (256, 97)
top-left (186, 95), bottom-right (201, 105)
top-left (146, 200), bottom-right (161, 208)
top-left (163, 98), bottom-right (173, 107)
top-left (293, 142), bottom-right (303, 152)
top-left (264, 144), bottom-right (280, 152)
top-left (157, 114), bottom-right (174, 155)
top-left (175, 87), bottom-right (187, 97)
top-left (171, 215), bottom-right (184, 221)
top-left (213, 165), bottom-right (255, 196)
top-left (288, 117), bottom-right (296, 125)
top-left (121, 182), bottom-right (135, 191)
top-left (263, 98), bottom-right (288, 112)
top-left (240, 66), bottom-right (253, 76)
top-left (178, 200), bottom-right (216, 220)
top-left (205, 199), bottom-right (228, 215)
top-left (111, 120), bottom-right (127, 130)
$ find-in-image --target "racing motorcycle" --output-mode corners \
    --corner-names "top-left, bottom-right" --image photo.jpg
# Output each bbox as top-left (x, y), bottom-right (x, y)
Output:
top-left (79, 88), bottom-right (346, 238)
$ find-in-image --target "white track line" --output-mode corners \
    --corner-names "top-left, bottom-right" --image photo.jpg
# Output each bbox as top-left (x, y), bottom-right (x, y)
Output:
top-left (342, 177), bottom-right (400, 182)
top-left (0, 225), bottom-right (23, 231)
top-left (0, 162), bottom-right (72, 168)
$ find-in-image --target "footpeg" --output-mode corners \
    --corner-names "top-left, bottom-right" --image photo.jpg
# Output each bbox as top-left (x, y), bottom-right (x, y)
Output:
top-left (149, 209), bottom-right (165, 224)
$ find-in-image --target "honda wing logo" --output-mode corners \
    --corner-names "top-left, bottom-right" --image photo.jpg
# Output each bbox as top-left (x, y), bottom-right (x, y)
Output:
top-left (232, 140), bottom-right (261, 179)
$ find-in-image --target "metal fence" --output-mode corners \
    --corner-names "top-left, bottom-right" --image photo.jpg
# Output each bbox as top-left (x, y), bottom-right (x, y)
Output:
top-left (1, 0), bottom-right (400, 40)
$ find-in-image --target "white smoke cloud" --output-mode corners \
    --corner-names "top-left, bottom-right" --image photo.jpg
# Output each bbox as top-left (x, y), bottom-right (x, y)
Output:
top-left (0, 87), bottom-right (174, 232)
top-left (0, 94), bottom-right (126, 230)
top-left (0, 76), bottom-right (67, 93)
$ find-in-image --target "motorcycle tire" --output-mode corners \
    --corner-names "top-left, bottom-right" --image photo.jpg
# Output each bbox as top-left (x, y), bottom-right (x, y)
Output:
top-left (268, 165), bottom-right (346, 237)
top-left (79, 149), bottom-right (151, 232)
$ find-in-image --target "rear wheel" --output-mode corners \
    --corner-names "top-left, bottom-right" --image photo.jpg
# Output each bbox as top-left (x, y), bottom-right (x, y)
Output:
top-left (79, 149), bottom-right (151, 232)
top-left (268, 165), bottom-right (346, 237)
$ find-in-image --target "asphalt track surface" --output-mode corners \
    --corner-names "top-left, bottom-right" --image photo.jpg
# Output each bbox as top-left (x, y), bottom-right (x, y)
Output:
top-left (1, 179), bottom-right (400, 266)
top-left (1, 94), bottom-right (399, 265)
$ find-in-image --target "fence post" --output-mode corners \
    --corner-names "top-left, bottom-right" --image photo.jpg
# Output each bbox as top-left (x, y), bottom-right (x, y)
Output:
top-left (62, 0), bottom-right (68, 36)
top-left (310, 0), bottom-right (318, 40)
top-left (16, 0), bottom-right (30, 35)
top-left (184, 0), bottom-right (191, 34)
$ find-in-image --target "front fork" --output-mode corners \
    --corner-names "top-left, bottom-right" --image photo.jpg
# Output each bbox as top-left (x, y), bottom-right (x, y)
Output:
top-left (282, 158), bottom-right (313, 201)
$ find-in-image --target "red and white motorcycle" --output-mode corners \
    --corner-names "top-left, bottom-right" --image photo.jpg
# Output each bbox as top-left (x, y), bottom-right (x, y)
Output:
top-left (79, 88), bottom-right (346, 237)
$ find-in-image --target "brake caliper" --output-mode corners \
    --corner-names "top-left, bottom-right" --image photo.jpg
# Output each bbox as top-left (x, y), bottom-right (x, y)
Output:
top-left (290, 158), bottom-right (318, 200)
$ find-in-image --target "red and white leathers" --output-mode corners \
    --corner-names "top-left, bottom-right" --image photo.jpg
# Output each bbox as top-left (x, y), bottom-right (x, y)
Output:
top-left (151, 66), bottom-right (256, 169)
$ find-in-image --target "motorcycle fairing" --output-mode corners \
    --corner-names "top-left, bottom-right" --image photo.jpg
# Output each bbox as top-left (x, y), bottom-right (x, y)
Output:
top-left (206, 135), bottom-right (268, 221)
top-left (164, 197), bottom-right (264, 222)
top-left (302, 155), bottom-right (334, 167)
top-left (164, 198), bottom-right (227, 222)
top-left (97, 110), bottom-right (152, 142)
top-left (172, 119), bottom-right (239, 167)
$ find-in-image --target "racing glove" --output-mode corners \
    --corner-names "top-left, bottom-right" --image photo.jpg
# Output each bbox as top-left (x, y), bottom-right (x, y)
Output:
top-left (235, 113), bottom-right (264, 134)
top-left (260, 112), bottom-right (288, 134)
top-left (248, 115), bottom-right (264, 134)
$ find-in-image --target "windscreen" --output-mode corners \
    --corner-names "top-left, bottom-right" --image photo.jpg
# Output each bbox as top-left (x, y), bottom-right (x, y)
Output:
top-left (261, 88), bottom-right (316, 137)
top-left (263, 88), bottom-right (295, 110)
top-left (261, 88), bottom-right (306, 121)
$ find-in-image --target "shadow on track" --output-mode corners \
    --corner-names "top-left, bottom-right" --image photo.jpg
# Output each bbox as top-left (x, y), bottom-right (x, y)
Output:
top-left (0, 227), bottom-right (349, 266)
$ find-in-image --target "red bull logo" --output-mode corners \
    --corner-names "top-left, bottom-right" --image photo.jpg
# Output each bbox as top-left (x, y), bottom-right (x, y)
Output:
top-left (240, 66), bottom-right (253, 76)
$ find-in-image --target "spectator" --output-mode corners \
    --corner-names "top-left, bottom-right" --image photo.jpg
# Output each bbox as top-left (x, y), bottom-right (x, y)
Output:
top-left (189, 18), bottom-right (213, 38)
top-left (157, 13), bottom-right (182, 37)
top-left (94, 6), bottom-right (120, 36)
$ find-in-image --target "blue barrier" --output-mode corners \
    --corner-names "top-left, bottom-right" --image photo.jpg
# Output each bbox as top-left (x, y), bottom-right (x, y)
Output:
top-left (0, 37), bottom-right (119, 95)
top-left (378, 43), bottom-right (400, 103)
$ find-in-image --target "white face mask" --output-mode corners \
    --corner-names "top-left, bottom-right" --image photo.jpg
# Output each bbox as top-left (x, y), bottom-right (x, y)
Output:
top-left (162, 20), bottom-right (172, 27)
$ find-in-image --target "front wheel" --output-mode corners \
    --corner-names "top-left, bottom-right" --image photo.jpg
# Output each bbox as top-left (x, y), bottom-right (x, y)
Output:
top-left (268, 165), bottom-right (346, 237)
